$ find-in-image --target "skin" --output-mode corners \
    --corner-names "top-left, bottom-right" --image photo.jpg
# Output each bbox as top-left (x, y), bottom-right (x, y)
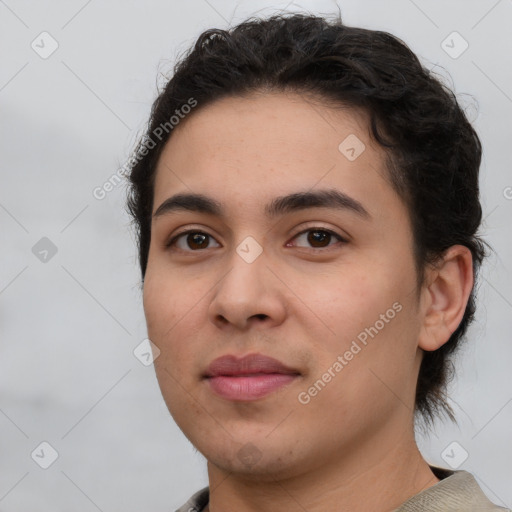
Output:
top-left (143, 91), bottom-right (474, 512)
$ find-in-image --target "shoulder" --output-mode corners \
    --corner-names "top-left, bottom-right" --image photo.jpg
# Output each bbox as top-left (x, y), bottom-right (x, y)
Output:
top-left (174, 486), bottom-right (209, 512)
top-left (395, 466), bottom-right (509, 511)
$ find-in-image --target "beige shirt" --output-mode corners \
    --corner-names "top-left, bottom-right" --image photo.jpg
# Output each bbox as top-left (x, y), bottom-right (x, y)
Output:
top-left (174, 466), bottom-right (509, 512)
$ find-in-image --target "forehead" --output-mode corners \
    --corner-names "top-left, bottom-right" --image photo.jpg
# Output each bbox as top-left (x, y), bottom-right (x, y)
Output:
top-left (159, 91), bottom-right (370, 159)
top-left (152, 91), bottom-right (396, 220)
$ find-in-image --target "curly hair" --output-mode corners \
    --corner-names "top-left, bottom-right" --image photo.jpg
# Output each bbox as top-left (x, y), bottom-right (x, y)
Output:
top-left (125, 12), bottom-right (489, 427)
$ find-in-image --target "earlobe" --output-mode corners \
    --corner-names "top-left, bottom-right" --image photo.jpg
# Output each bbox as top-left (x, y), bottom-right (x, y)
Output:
top-left (418, 245), bottom-right (474, 352)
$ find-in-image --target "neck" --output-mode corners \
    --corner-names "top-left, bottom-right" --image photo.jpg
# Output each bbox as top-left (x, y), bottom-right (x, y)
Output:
top-left (204, 423), bottom-right (440, 512)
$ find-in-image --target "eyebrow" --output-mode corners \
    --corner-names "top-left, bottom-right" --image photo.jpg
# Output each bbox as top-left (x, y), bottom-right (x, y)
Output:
top-left (152, 188), bottom-right (371, 220)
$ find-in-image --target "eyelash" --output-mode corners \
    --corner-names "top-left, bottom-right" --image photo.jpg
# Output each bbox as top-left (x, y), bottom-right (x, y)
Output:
top-left (165, 227), bottom-right (347, 253)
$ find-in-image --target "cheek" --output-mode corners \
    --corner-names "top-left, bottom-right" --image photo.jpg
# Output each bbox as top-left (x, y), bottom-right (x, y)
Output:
top-left (298, 263), bottom-right (419, 391)
top-left (143, 266), bottom-right (195, 335)
top-left (143, 270), bottom-right (208, 376)
top-left (299, 267), bottom-right (383, 342)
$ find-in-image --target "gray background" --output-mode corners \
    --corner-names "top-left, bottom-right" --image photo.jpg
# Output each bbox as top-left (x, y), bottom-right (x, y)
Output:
top-left (1, 0), bottom-right (511, 510)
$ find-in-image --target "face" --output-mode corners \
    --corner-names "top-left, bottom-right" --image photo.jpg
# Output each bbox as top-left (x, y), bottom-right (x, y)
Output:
top-left (143, 92), bottom-right (425, 480)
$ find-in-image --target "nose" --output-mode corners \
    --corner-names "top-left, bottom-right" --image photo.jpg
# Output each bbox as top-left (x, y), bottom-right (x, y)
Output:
top-left (208, 248), bottom-right (287, 331)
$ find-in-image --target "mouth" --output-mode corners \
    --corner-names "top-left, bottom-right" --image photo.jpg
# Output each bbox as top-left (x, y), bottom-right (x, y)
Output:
top-left (203, 353), bottom-right (301, 401)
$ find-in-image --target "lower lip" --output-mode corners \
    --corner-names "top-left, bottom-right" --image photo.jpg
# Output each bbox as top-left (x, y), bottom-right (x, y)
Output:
top-left (206, 374), bottom-right (298, 401)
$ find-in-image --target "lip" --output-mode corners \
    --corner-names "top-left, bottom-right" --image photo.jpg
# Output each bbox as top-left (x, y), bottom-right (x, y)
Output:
top-left (204, 353), bottom-right (301, 401)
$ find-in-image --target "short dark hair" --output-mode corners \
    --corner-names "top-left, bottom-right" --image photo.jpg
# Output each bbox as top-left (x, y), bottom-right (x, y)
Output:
top-left (125, 12), bottom-right (490, 427)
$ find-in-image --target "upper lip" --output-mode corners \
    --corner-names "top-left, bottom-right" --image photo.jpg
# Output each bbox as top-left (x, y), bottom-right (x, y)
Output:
top-left (204, 353), bottom-right (300, 378)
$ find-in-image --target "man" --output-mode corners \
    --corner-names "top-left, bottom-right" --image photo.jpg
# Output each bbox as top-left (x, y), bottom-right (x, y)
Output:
top-left (125, 12), bottom-right (507, 512)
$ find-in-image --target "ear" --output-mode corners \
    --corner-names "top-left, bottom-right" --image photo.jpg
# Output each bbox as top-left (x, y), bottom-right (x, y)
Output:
top-left (418, 245), bottom-right (474, 352)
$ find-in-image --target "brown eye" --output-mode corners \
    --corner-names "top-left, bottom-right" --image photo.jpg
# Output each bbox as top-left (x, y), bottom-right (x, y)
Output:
top-left (166, 231), bottom-right (220, 251)
top-left (291, 228), bottom-right (346, 250)
top-left (185, 233), bottom-right (209, 249)
top-left (307, 230), bottom-right (331, 248)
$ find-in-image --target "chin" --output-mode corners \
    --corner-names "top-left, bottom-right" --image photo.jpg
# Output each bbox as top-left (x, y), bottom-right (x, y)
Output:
top-left (198, 434), bottom-right (309, 481)
top-left (208, 451), bottom-right (302, 482)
